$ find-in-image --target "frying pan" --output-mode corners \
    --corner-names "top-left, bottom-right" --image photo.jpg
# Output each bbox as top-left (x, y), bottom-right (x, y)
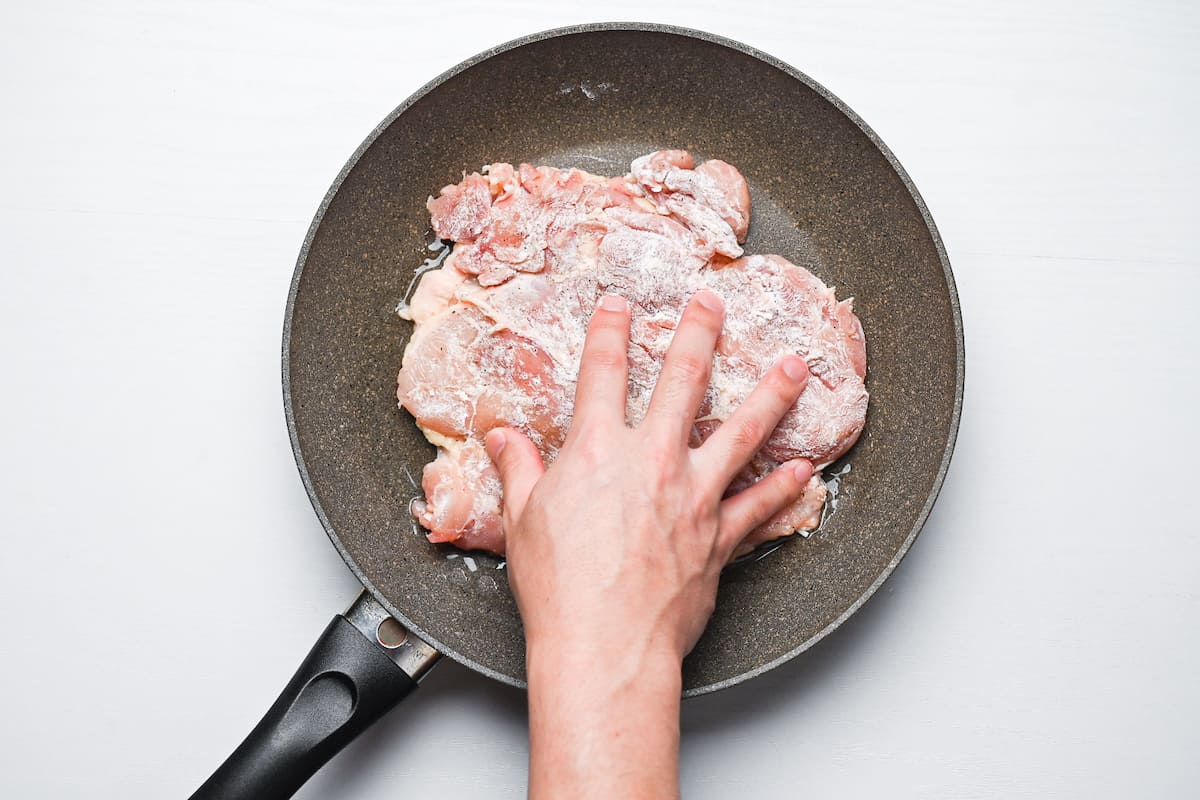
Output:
top-left (192, 22), bottom-right (963, 799)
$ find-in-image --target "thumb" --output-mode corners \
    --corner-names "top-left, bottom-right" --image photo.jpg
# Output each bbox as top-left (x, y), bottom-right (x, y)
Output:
top-left (484, 428), bottom-right (545, 524)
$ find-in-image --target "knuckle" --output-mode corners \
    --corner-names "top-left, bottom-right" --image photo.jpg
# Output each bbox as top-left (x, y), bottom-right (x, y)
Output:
top-left (643, 444), bottom-right (676, 472)
top-left (748, 492), bottom-right (782, 525)
top-left (769, 475), bottom-right (797, 504)
top-left (585, 345), bottom-right (626, 371)
top-left (639, 448), bottom-right (683, 490)
top-left (669, 352), bottom-right (711, 383)
top-left (727, 418), bottom-right (768, 453)
top-left (567, 425), bottom-right (609, 458)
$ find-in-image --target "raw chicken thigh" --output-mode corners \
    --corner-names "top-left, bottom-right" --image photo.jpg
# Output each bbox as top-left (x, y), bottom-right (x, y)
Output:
top-left (398, 151), bottom-right (867, 556)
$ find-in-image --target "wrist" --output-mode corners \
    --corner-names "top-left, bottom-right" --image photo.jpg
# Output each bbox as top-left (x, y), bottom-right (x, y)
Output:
top-left (527, 631), bottom-right (683, 688)
top-left (526, 624), bottom-right (685, 685)
top-left (525, 630), bottom-right (683, 800)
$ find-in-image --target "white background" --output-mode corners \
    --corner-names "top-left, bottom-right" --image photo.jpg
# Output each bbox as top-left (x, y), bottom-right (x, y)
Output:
top-left (2, 1), bottom-right (1197, 797)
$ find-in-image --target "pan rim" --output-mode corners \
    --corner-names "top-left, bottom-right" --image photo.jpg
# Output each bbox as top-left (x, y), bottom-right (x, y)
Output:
top-left (282, 21), bottom-right (965, 697)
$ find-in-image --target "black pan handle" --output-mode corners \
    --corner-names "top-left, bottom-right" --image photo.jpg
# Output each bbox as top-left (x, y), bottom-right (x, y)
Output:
top-left (191, 592), bottom-right (441, 800)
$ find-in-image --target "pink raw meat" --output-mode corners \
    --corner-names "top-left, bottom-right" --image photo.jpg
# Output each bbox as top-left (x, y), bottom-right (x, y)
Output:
top-left (398, 151), bottom-right (868, 556)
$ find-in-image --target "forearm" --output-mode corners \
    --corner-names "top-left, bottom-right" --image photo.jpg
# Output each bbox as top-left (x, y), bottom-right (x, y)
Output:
top-left (526, 636), bottom-right (683, 800)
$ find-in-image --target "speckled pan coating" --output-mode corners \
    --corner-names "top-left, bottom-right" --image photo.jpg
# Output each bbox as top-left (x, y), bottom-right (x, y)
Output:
top-left (283, 23), bottom-right (964, 695)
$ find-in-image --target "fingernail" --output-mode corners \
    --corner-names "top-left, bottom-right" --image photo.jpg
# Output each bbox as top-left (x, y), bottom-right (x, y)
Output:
top-left (695, 290), bottom-right (724, 313)
top-left (486, 429), bottom-right (506, 458)
top-left (781, 355), bottom-right (809, 382)
top-left (792, 460), bottom-right (813, 482)
top-left (597, 294), bottom-right (627, 312)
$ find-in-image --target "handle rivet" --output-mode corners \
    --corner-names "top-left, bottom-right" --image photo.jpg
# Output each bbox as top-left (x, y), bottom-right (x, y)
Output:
top-left (375, 617), bottom-right (409, 649)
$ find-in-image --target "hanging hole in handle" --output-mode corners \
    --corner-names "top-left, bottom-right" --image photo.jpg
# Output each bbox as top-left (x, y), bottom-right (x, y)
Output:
top-left (279, 671), bottom-right (357, 744)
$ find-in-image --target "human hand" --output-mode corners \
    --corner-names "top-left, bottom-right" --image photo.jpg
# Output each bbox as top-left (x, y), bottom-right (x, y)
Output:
top-left (482, 291), bottom-right (811, 796)
top-left (486, 290), bottom-right (813, 661)
top-left (486, 290), bottom-right (812, 799)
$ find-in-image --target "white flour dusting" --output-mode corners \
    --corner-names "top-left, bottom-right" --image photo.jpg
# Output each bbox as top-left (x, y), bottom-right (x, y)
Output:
top-left (397, 151), bottom-right (868, 555)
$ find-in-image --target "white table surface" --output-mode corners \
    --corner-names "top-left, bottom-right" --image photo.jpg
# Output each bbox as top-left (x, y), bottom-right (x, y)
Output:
top-left (2, 1), bottom-right (1197, 797)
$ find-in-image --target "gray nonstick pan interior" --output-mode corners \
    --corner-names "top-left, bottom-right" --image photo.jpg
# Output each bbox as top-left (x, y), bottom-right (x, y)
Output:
top-left (284, 23), bottom-right (963, 696)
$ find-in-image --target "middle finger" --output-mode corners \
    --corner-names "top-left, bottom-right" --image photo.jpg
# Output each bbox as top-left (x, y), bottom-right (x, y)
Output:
top-left (643, 290), bottom-right (725, 444)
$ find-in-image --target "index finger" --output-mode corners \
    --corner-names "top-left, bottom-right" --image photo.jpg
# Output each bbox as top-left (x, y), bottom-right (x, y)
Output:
top-left (570, 294), bottom-right (632, 427)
